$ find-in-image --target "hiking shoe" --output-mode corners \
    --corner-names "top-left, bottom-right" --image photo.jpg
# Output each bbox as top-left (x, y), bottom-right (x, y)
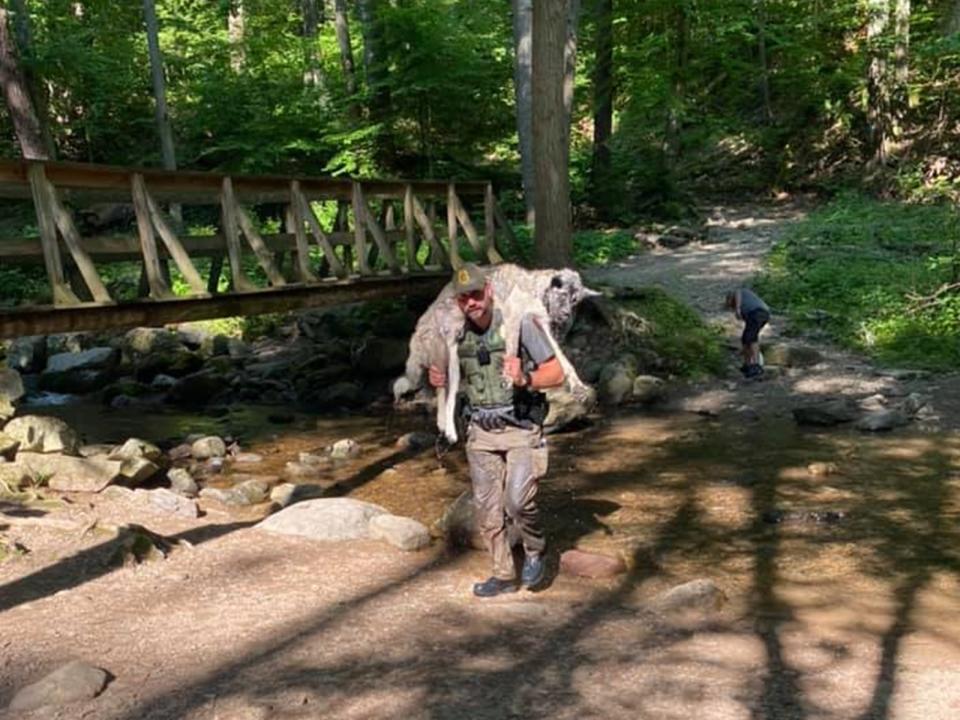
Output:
top-left (473, 577), bottom-right (519, 598)
top-left (521, 553), bottom-right (546, 588)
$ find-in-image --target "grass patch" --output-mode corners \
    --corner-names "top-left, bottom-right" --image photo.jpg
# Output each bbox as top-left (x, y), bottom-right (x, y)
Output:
top-left (612, 286), bottom-right (727, 378)
top-left (505, 227), bottom-right (641, 268)
top-left (754, 194), bottom-right (960, 370)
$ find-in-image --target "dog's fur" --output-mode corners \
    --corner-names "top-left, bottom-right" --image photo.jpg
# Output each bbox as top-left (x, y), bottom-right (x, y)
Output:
top-left (394, 264), bottom-right (598, 443)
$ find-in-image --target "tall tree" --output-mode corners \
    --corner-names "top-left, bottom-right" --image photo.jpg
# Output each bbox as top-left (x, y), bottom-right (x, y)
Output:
top-left (891, 0), bottom-right (911, 144)
top-left (333, 0), bottom-right (359, 118)
top-left (357, 0), bottom-right (390, 120)
top-left (532, 0), bottom-right (573, 268)
top-left (946, 0), bottom-right (960, 34)
top-left (865, 0), bottom-right (891, 164)
top-left (563, 0), bottom-right (580, 148)
top-left (591, 0), bottom-right (614, 200)
top-left (663, 1), bottom-right (689, 163)
top-left (302, 0), bottom-right (323, 89)
top-left (228, 0), bottom-right (246, 72)
top-left (142, 0), bottom-right (176, 171)
top-left (0, 5), bottom-right (46, 158)
top-left (8, 0), bottom-right (53, 157)
top-left (512, 0), bottom-right (535, 223)
top-left (755, 0), bottom-right (773, 124)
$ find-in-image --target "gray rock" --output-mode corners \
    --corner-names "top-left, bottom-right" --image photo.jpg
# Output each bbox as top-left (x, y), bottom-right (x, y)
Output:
top-left (632, 375), bottom-right (666, 404)
top-left (395, 431), bottom-right (436, 452)
top-left (191, 436), bottom-right (226, 460)
top-left (653, 578), bottom-right (728, 616)
top-left (354, 337), bottom-right (409, 376)
top-left (368, 514), bottom-right (431, 551)
top-left (762, 344), bottom-right (823, 368)
top-left (117, 457), bottom-right (160, 485)
top-left (792, 399), bottom-right (859, 426)
top-left (150, 373), bottom-right (177, 389)
top-left (0, 368), bottom-right (25, 421)
top-left (856, 409), bottom-right (910, 432)
top-left (0, 431), bottom-right (19, 460)
top-left (45, 347), bottom-right (118, 374)
top-left (166, 369), bottom-right (227, 406)
top-left (134, 488), bottom-right (199, 518)
top-left (8, 660), bottom-right (108, 712)
top-left (108, 438), bottom-right (163, 464)
top-left (559, 549), bottom-right (626, 578)
top-left (434, 491), bottom-right (484, 549)
top-left (232, 452), bottom-right (264, 464)
top-left (256, 498), bottom-right (387, 541)
top-left (167, 468), bottom-right (198, 497)
top-left (16, 452), bottom-right (122, 492)
top-left (598, 362), bottom-right (635, 405)
top-left (0, 463), bottom-right (30, 490)
top-left (5, 335), bottom-right (46, 374)
top-left (311, 381), bottom-right (364, 409)
top-left (269, 482), bottom-right (298, 508)
top-left (3, 415), bottom-right (79, 454)
top-left (329, 438), bottom-right (360, 460)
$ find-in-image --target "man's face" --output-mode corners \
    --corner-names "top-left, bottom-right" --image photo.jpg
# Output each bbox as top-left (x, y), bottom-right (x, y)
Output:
top-left (456, 282), bottom-right (492, 324)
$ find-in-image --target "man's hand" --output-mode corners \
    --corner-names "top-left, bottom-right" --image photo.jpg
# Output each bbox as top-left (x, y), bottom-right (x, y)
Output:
top-left (428, 364), bottom-right (447, 388)
top-left (503, 355), bottom-right (527, 387)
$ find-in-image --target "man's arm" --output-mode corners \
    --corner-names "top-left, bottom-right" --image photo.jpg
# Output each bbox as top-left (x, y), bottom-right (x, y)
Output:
top-left (503, 315), bottom-right (566, 389)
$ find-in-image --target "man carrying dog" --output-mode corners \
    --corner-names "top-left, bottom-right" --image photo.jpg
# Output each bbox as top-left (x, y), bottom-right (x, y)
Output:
top-left (429, 263), bottom-right (565, 597)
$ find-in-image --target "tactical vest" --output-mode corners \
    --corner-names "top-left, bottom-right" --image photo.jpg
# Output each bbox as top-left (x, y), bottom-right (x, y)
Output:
top-left (458, 311), bottom-right (514, 409)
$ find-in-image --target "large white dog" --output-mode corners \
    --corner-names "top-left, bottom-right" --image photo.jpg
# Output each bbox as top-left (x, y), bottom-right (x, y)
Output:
top-left (394, 264), bottom-right (598, 443)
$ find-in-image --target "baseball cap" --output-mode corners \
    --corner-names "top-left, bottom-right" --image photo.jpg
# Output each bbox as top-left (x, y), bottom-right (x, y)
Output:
top-left (452, 262), bottom-right (487, 295)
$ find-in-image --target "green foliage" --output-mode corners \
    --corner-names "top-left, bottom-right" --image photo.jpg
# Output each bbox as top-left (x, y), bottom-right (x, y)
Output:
top-left (616, 287), bottom-right (727, 378)
top-left (755, 195), bottom-right (960, 369)
top-left (505, 226), bottom-right (640, 268)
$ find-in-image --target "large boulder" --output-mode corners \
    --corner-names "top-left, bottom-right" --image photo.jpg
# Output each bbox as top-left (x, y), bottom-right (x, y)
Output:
top-left (792, 399), bottom-right (859, 426)
top-left (434, 491), bottom-right (484, 549)
top-left (256, 498), bottom-right (387, 541)
top-left (8, 660), bottom-right (109, 712)
top-left (368, 514), bottom-right (431, 551)
top-left (15, 452), bottom-right (122, 492)
top-left (3, 415), bottom-right (79, 455)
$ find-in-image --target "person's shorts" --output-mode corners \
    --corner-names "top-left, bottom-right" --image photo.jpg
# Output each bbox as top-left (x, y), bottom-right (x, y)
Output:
top-left (742, 308), bottom-right (770, 345)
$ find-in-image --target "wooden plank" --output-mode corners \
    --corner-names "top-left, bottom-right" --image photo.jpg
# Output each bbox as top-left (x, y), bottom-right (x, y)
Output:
top-left (219, 178), bottom-right (256, 292)
top-left (0, 159), bottom-right (490, 203)
top-left (484, 183), bottom-right (504, 264)
top-left (25, 164), bottom-right (77, 305)
top-left (286, 183), bottom-right (318, 283)
top-left (0, 274), bottom-right (448, 340)
top-left (42, 173), bottom-right (112, 304)
top-left (403, 185), bottom-right (422, 271)
top-left (0, 230), bottom-right (409, 264)
top-left (234, 205), bottom-right (287, 286)
top-left (358, 188), bottom-right (400, 274)
top-left (294, 185), bottom-right (347, 279)
top-left (141, 179), bottom-right (208, 295)
top-left (410, 193), bottom-right (448, 268)
top-left (130, 173), bottom-right (171, 299)
top-left (447, 183), bottom-right (462, 269)
top-left (450, 188), bottom-right (484, 255)
top-left (351, 182), bottom-right (371, 275)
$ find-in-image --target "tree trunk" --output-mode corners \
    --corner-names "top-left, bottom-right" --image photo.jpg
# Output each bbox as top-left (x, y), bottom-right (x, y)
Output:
top-left (532, 0), bottom-right (573, 268)
top-left (0, 7), bottom-right (46, 159)
top-left (890, 0), bottom-right (910, 146)
top-left (301, 0), bottom-right (324, 90)
top-left (333, 0), bottom-right (360, 119)
top-left (663, 1), bottom-right (688, 164)
top-left (946, 0), bottom-right (960, 34)
top-left (866, 0), bottom-right (891, 165)
top-left (357, 0), bottom-right (390, 120)
top-left (512, 0), bottom-right (535, 224)
top-left (563, 0), bottom-right (580, 149)
top-left (755, 0), bottom-right (773, 124)
top-left (591, 0), bottom-right (613, 201)
top-left (228, 0), bottom-right (245, 73)
top-left (143, 0), bottom-right (177, 172)
top-left (8, 0), bottom-right (53, 157)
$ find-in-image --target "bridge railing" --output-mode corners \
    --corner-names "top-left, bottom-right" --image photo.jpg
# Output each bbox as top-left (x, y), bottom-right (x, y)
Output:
top-left (0, 159), bottom-right (516, 309)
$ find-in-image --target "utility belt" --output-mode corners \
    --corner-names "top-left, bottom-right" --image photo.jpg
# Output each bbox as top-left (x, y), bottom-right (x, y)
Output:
top-left (461, 389), bottom-right (548, 432)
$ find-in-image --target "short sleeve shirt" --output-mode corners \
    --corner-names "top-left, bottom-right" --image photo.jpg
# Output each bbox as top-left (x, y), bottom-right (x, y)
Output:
top-left (519, 315), bottom-right (555, 366)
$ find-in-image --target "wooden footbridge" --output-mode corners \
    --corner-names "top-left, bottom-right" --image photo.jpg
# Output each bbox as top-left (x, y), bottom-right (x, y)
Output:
top-left (0, 160), bottom-right (513, 340)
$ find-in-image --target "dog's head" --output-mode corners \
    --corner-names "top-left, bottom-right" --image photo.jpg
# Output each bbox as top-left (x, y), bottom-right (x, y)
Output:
top-left (542, 269), bottom-right (601, 339)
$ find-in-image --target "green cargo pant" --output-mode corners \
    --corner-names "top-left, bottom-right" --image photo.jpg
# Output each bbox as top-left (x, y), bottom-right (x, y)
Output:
top-left (466, 422), bottom-right (549, 580)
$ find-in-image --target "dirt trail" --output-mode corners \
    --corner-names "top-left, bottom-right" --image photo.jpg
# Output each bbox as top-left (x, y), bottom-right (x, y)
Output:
top-left (3, 202), bottom-right (960, 720)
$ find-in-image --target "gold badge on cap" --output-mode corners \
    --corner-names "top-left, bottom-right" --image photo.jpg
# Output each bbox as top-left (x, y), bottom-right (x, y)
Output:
top-left (457, 269), bottom-right (470, 285)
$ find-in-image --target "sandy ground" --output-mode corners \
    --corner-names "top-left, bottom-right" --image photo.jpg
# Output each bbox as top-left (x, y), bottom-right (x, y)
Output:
top-left (3, 200), bottom-right (960, 719)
